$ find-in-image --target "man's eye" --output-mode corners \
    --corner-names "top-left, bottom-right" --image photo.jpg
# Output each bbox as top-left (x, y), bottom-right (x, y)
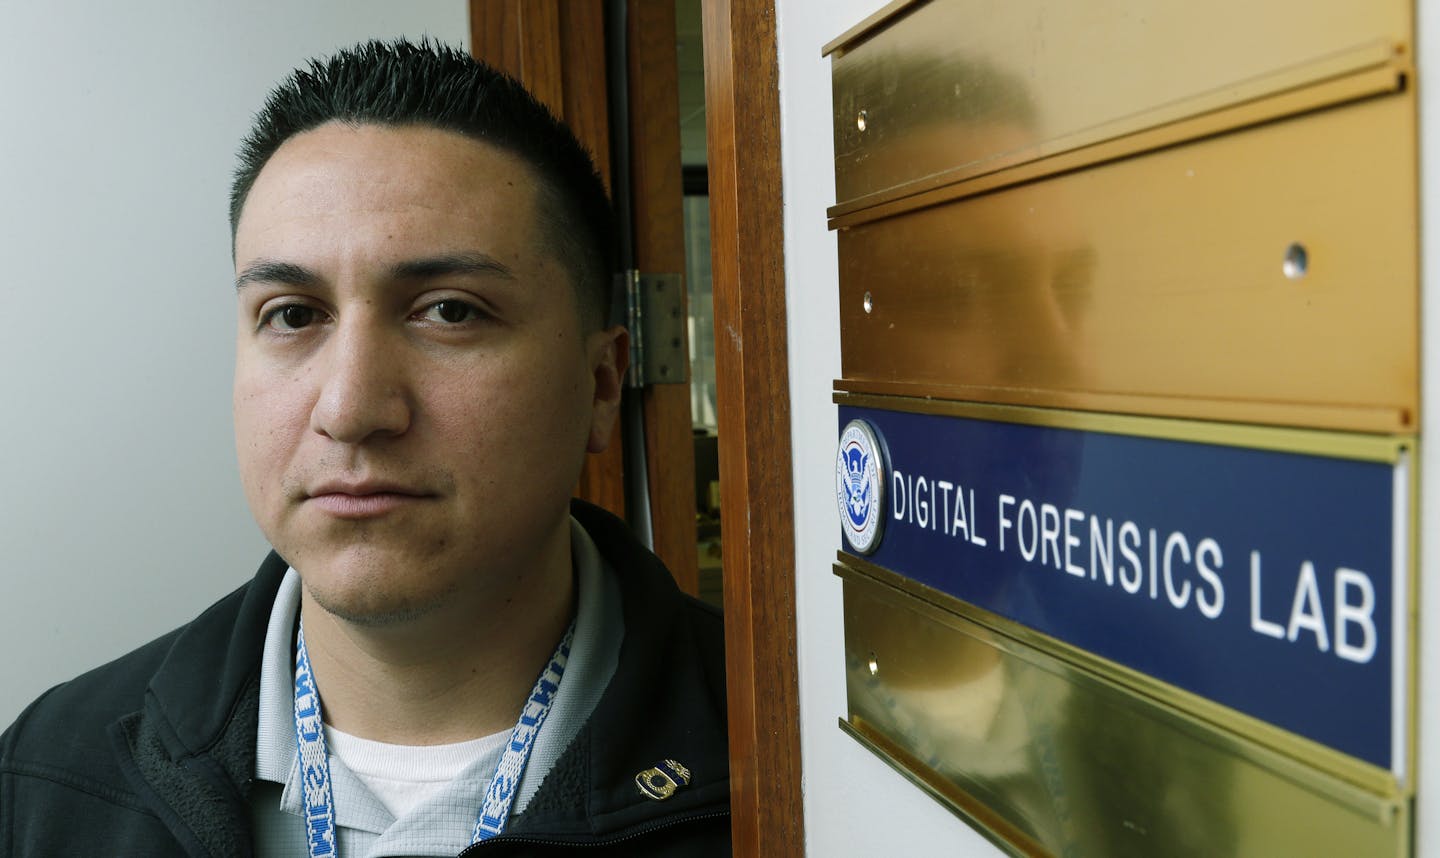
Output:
top-left (262, 304), bottom-right (319, 331)
top-left (422, 300), bottom-right (482, 324)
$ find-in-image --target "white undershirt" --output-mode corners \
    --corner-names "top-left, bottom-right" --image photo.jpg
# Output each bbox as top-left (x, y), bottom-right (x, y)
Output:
top-left (322, 724), bottom-right (511, 819)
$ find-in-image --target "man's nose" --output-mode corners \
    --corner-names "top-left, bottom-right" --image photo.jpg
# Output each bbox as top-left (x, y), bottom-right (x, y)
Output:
top-left (309, 319), bottom-right (412, 443)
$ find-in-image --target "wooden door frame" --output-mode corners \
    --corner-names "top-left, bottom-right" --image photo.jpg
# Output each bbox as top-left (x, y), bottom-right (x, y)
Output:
top-left (702, 0), bottom-right (804, 854)
top-left (470, 2), bottom-right (804, 853)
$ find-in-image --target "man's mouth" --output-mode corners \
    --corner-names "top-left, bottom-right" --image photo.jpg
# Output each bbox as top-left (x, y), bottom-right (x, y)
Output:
top-left (305, 480), bottom-right (432, 519)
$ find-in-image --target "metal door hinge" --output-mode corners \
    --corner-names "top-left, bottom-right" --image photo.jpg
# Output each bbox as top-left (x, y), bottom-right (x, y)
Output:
top-left (619, 270), bottom-right (689, 388)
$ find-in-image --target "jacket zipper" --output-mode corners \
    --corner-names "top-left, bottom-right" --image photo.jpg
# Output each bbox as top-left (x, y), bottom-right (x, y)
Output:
top-left (457, 809), bottom-right (731, 853)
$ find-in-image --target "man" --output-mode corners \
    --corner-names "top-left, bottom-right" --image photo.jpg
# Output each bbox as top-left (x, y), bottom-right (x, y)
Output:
top-left (0, 40), bottom-right (729, 856)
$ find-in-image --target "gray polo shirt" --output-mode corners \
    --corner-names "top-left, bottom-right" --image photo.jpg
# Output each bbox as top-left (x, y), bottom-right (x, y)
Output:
top-left (249, 518), bottom-right (624, 857)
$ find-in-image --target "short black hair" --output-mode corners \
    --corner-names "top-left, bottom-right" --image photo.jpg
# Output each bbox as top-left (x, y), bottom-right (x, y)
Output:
top-left (230, 39), bottom-right (615, 328)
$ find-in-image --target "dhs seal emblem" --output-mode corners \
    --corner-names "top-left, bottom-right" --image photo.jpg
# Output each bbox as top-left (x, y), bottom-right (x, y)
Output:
top-left (836, 419), bottom-right (887, 554)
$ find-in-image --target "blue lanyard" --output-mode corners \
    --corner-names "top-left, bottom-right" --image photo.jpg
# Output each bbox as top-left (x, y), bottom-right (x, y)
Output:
top-left (293, 618), bottom-right (575, 857)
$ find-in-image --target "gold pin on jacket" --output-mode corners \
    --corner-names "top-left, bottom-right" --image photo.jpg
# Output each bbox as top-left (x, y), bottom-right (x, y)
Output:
top-left (635, 759), bottom-right (692, 800)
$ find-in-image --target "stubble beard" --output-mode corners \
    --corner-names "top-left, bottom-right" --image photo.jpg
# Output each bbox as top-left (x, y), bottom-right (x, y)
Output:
top-left (306, 575), bottom-right (464, 628)
top-left (292, 518), bottom-right (472, 629)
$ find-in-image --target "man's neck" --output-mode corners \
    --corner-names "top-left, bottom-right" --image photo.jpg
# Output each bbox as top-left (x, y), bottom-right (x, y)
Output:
top-left (298, 539), bottom-right (576, 746)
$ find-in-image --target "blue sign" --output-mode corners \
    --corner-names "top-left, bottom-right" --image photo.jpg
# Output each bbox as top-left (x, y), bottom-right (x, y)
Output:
top-left (838, 404), bottom-right (1404, 771)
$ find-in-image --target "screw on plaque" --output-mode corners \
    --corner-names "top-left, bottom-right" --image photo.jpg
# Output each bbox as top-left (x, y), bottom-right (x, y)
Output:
top-left (635, 759), bottom-right (692, 801)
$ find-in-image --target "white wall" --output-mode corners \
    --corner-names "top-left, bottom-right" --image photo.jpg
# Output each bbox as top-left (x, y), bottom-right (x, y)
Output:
top-left (774, 1), bottom-right (1004, 853)
top-left (0, 0), bottom-right (469, 725)
top-left (1417, 1), bottom-right (1438, 854)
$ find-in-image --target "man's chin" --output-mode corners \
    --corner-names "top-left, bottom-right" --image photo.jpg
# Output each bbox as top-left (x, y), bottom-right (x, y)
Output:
top-left (302, 578), bottom-right (461, 628)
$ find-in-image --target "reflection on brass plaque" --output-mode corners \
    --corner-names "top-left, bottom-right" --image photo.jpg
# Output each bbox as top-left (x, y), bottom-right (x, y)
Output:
top-left (836, 94), bottom-right (1416, 434)
top-left (840, 568), bottom-right (1409, 858)
top-left (827, 0), bottom-right (1411, 208)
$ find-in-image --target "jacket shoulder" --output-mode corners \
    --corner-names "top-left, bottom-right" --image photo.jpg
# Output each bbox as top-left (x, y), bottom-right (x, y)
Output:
top-left (1, 570), bottom-right (274, 856)
top-left (672, 589), bottom-right (726, 705)
top-left (543, 500), bottom-right (731, 848)
top-left (1, 629), bottom-right (187, 855)
top-left (4, 627), bottom-right (180, 767)
top-left (1, 576), bottom-right (256, 793)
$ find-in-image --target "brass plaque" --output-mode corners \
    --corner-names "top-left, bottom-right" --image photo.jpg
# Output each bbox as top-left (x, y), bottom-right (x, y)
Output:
top-left (836, 94), bottom-right (1417, 434)
top-left (839, 567), bottom-right (1410, 858)
top-left (828, 0), bottom-right (1411, 209)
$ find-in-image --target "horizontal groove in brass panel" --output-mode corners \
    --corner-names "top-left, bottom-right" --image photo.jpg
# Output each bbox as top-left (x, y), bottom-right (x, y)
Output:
top-left (830, 392), bottom-right (1410, 464)
top-left (820, 0), bottom-right (925, 58)
top-left (833, 378), bottom-right (1411, 436)
top-left (838, 718), bottom-right (1044, 858)
top-left (836, 556), bottom-right (1403, 801)
top-left (828, 62), bottom-right (1407, 226)
top-left (835, 96), bottom-right (1418, 434)
top-left (829, 0), bottom-right (1412, 206)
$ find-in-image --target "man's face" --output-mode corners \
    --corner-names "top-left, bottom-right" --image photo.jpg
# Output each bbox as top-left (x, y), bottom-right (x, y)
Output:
top-left (233, 122), bottom-right (624, 623)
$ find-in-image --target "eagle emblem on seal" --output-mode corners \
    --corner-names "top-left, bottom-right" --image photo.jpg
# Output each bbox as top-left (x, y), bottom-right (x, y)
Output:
top-left (835, 419), bottom-right (886, 554)
top-left (843, 447), bottom-right (873, 528)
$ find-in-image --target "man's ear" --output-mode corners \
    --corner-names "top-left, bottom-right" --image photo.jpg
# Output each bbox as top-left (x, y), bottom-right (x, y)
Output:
top-left (586, 325), bottom-right (629, 453)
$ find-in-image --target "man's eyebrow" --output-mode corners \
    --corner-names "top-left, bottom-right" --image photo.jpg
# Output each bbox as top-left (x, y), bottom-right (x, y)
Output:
top-left (234, 254), bottom-right (515, 291)
top-left (234, 260), bottom-right (322, 291)
top-left (390, 253), bottom-right (516, 281)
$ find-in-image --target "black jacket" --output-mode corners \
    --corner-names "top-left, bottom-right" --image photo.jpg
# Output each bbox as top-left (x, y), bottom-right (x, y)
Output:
top-left (0, 502), bottom-right (730, 857)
